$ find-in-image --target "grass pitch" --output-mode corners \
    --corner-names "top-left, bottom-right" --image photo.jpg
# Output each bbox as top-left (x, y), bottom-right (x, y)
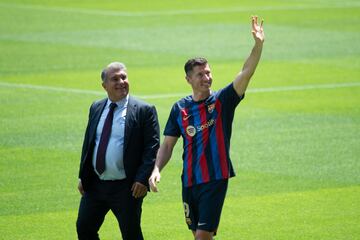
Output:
top-left (0, 0), bottom-right (359, 239)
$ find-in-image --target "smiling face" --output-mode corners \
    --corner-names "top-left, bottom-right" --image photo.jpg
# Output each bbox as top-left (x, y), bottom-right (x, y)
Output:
top-left (102, 68), bottom-right (129, 102)
top-left (186, 63), bottom-right (212, 95)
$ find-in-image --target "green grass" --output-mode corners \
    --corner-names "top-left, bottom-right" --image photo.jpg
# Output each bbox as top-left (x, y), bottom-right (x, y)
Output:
top-left (0, 0), bottom-right (359, 239)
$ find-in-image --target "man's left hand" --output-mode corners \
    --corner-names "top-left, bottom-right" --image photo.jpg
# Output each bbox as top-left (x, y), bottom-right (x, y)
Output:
top-left (131, 182), bottom-right (147, 198)
top-left (251, 16), bottom-right (265, 43)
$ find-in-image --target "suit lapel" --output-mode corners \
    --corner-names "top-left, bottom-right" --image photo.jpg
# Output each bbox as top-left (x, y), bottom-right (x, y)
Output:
top-left (89, 99), bottom-right (107, 144)
top-left (124, 96), bottom-right (137, 153)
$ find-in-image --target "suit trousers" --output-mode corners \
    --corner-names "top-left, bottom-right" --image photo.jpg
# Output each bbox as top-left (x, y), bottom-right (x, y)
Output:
top-left (76, 178), bottom-right (144, 240)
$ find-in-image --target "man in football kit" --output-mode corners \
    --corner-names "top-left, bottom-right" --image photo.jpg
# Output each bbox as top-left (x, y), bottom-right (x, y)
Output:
top-left (149, 16), bottom-right (265, 240)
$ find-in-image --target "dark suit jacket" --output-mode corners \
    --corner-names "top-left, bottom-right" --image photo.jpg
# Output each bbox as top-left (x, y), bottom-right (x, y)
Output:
top-left (78, 95), bottom-right (160, 191)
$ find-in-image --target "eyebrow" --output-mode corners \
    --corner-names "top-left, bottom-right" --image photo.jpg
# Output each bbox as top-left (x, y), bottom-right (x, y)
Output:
top-left (112, 73), bottom-right (127, 78)
top-left (198, 70), bottom-right (210, 75)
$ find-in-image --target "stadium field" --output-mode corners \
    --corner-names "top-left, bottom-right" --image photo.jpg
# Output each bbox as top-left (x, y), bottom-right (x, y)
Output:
top-left (0, 0), bottom-right (359, 239)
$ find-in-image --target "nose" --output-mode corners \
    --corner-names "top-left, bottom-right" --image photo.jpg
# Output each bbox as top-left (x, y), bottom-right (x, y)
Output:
top-left (204, 74), bottom-right (211, 81)
top-left (115, 77), bottom-right (125, 85)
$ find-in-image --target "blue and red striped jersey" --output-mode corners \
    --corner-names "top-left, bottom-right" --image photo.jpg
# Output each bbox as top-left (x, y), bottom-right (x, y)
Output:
top-left (164, 83), bottom-right (244, 187)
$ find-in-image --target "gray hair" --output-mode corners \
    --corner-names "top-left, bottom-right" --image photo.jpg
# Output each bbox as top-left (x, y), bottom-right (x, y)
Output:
top-left (101, 62), bottom-right (127, 82)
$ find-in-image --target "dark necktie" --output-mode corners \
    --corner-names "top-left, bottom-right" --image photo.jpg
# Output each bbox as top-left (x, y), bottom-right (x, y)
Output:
top-left (96, 102), bottom-right (117, 174)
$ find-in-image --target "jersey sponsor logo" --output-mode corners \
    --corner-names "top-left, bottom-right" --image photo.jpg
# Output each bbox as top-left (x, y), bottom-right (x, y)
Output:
top-left (196, 119), bottom-right (216, 132)
top-left (185, 119), bottom-right (216, 137)
top-left (186, 125), bottom-right (196, 137)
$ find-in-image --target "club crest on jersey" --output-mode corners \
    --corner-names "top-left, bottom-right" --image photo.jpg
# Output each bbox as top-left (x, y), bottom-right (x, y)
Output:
top-left (207, 103), bottom-right (215, 113)
top-left (186, 125), bottom-right (196, 137)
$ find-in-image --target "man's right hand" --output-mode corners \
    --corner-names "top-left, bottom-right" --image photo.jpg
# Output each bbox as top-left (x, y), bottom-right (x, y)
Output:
top-left (149, 168), bottom-right (161, 192)
top-left (78, 179), bottom-right (85, 196)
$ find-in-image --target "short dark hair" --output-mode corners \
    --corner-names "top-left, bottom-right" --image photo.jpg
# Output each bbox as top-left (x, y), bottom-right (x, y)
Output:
top-left (184, 57), bottom-right (208, 76)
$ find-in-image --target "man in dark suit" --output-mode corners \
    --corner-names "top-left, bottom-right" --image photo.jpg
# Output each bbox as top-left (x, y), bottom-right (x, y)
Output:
top-left (76, 62), bottom-right (160, 240)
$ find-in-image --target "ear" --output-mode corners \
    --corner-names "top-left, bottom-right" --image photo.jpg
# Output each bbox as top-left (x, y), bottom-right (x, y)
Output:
top-left (185, 75), bottom-right (191, 83)
top-left (102, 81), bottom-right (107, 90)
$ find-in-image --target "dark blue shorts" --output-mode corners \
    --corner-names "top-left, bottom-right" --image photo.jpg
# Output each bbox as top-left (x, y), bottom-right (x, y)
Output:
top-left (182, 179), bottom-right (228, 233)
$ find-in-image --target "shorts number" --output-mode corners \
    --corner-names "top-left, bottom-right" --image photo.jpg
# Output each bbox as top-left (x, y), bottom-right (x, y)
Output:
top-left (183, 202), bottom-right (190, 217)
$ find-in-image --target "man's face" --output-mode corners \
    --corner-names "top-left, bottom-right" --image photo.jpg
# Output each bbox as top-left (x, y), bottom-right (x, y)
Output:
top-left (102, 69), bottom-right (129, 102)
top-left (186, 64), bottom-right (212, 93)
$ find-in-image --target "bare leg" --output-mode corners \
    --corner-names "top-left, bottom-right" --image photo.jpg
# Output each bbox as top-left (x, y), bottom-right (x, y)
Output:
top-left (194, 230), bottom-right (214, 240)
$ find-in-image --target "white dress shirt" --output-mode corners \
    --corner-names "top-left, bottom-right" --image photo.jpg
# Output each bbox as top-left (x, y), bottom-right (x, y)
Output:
top-left (92, 96), bottom-right (128, 180)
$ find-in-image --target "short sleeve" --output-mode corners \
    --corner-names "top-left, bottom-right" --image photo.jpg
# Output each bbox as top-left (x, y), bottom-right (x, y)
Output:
top-left (163, 104), bottom-right (181, 137)
top-left (217, 83), bottom-right (244, 109)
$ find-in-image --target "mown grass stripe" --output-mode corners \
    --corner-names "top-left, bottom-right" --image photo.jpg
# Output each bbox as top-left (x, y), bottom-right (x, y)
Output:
top-left (0, 2), bottom-right (359, 17)
top-left (1, 81), bottom-right (359, 99)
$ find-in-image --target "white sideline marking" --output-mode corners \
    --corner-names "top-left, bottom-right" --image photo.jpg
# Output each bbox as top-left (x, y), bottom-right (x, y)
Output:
top-left (0, 82), bottom-right (105, 96)
top-left (1, 81), bottom-right (359, 100)
top-left (0, 3), bottom-right (359, 17)
top-left (247, 82), bottom-right (360, 93)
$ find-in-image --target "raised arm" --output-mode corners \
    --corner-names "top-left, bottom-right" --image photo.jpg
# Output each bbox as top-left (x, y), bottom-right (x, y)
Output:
top-left (148, 135), bottom-right (179, 192)
top-left (233, 16), bottom-right (265, 96)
